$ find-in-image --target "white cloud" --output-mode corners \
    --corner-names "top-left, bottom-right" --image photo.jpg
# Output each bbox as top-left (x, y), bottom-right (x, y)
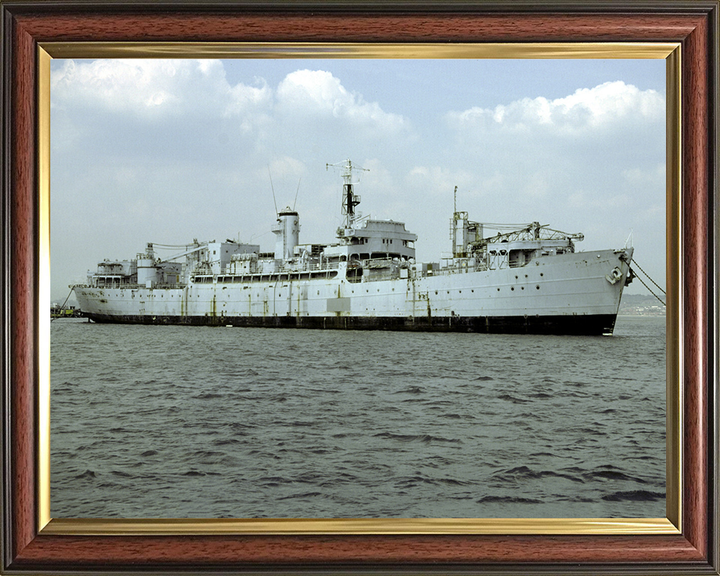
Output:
top-left (621, 165), bottom-right (666, 187)
top-left (406, 165), bottom-right (501, 201)
top-left (567, 190), bottom-right (633, 210)
top-left (276, 69), bottom-right (406, 132)
top-left (265, 156), bottom-right (307, 180)
top-left (522, 170), bottom-right (553, 199)
top-left (447, 81), bottom-right (664, 134)
top-left (51, 60), bottom-right (406, 146)
top-left (51, 59), bottom-right (272, 120)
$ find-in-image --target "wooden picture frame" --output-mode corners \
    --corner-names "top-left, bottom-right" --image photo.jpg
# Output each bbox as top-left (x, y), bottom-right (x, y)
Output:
top-left (2, 1), bottom-right (717, 573)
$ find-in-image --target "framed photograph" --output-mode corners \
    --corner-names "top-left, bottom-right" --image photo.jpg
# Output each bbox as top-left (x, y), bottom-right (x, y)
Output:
top-left (2, 1), bottom-right (717, 574)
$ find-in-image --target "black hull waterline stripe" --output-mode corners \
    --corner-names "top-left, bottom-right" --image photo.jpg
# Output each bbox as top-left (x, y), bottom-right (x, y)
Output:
top-left (83, 313), bottom-right (618, 335)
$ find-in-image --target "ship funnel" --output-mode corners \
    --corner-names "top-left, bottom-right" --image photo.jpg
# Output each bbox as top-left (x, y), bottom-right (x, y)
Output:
top-left (273, 207), bottom-right (300, 261)
top-left (137, 243), bottom-right (158, 287)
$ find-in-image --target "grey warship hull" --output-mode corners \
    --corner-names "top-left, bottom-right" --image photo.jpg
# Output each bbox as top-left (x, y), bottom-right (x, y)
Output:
top-left (73, 161), bottom-right (634, 335)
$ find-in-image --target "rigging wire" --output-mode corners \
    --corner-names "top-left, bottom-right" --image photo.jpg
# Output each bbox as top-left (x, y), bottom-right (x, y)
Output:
top-left (293, 178), bottom-right (301, 211)
top-left (268, 166), bottom-right (278, 216)
top-left (151, 242), bottom-right (207, 249)
top-left (480, 223), bottom-right (533, 229)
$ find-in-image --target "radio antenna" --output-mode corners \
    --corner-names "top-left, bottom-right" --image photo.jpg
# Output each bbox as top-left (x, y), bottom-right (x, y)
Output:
top-left (293, 178), bottom-right (301, 211)
top-left (267, 166), bottom-right (278, 216)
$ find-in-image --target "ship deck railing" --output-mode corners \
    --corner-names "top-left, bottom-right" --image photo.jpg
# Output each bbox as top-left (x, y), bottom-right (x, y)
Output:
top-left (84, 281), bottom-right (186, 289)
top-left (204, 269), bottom-right (342, 284)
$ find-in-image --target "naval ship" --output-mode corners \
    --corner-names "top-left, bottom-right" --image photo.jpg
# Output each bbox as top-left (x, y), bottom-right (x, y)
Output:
top-left (72, 160), bottom-right (633, 335)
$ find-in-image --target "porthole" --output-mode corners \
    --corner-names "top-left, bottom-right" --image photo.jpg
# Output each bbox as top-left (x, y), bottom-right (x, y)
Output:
top-left (536, 285), bottom-right (540, 290)
top-left (511, 287), bottom-right (515, 291)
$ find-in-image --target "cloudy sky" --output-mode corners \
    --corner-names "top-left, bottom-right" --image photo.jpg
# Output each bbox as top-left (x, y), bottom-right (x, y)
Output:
top-left (50, 58), bottom-right (666, 303)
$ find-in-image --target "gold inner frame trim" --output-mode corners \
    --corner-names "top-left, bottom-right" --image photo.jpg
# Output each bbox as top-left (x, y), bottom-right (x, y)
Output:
top-left (41, 41), bottom-right (677, 60)
top-left (664, 44), bottom-right (682, 533)
top-left (37, 42), bottom-right (682, 537)
top-left (42, 517), bottom-right (678, 536)
top-left (38, 46), bottom-right (52, 532)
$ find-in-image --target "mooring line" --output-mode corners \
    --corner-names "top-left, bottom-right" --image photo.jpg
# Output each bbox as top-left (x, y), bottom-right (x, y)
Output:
top-left (630, 268), bottom-right (666, 307)
top-left (630, 258), bottom-right (666, 295)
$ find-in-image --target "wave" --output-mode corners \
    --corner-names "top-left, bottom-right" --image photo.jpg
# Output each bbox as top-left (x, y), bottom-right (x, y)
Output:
top-left (212, 438), bottom-right (243, 446)
top-left (477, 495), bottom-right (542, 504)
top-left (373, 432), bottom-right (462, 444)
top-left (74, 469), bottom-right (96, 480)
top-left (331, 432), bottom-right (363, 439)
top-left (493, 466), bottom-right (584, 484)
top-left (601, 490), bottom-right (665, 502)
top-left (392, 386), bottom-right (425, 395)
top-left (228, 422), bottom-right (255, 430)
top-left (394, 475), bottom-right (446, 488)
top-left (497, 393), bottom-right (530, 404)
top-left (110, 470), bottom-right (133, 478)
top-left (278, 491), bottom-right (323, 500)
top-left (584, 469), bottom-right (645, 482)
top-left (193, 392), bottom-right (225, 400)
top-left (256, 475), bottom-right (292, 487)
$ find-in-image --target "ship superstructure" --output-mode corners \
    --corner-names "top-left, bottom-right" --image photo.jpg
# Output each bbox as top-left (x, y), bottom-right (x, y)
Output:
top-left (73, 160), bottom-right (633, 335)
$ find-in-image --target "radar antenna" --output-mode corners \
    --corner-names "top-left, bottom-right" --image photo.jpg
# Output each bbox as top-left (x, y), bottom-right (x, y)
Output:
top-left (326, 159), bottom-right (368, 228)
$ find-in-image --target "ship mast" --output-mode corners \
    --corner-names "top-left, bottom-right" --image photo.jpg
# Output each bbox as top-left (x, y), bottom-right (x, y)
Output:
top-left (326, 159), bottom-right (368, 228)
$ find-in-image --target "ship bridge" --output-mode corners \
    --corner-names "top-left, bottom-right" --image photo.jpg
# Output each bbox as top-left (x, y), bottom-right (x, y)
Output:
top-left (329, 219), bottom-right (417, 262)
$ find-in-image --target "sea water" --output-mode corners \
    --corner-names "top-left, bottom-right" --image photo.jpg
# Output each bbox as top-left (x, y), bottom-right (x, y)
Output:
top-left (50, 316), bottom-right (666, 519)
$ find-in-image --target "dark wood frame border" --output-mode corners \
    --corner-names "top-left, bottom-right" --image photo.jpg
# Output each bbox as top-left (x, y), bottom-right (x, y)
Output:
top-left (1, 1), bottom-right (718, 574)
